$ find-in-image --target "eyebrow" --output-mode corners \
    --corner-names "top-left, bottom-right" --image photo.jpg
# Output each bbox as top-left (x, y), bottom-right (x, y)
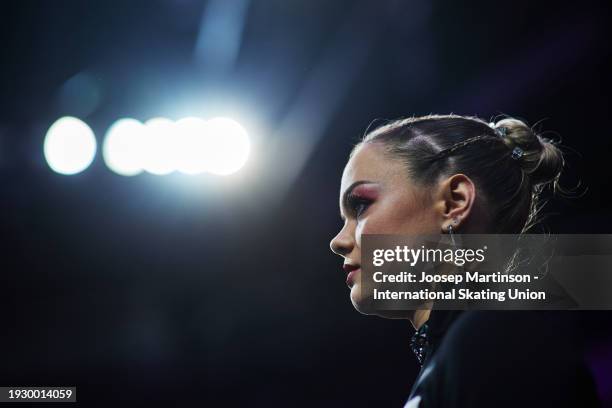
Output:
top-left (340, 180), bottom-right (377, 220)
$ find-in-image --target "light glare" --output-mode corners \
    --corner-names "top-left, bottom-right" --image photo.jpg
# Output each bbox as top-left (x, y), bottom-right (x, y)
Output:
top-left (44, 116), bottom-right (97, 175)
top-left (174, 117), bottom-right (210, 175)
top-left (103, 118), bottom-right (146, 176)
top-left (142, 118), bottom-right (176, 175)
top-left (206, 117), bottom-right (250, 175)
top-left (98, 116), bottom-right (251, 176)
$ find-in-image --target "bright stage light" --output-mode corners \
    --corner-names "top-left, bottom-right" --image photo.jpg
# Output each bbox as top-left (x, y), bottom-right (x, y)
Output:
top-left (175, 117), bottom-right (209, 175)
top-left (103, 118), bottom-right (146, 176)
top-left (44, 116), bottom-right (97, 175)
top-left (205, 117), bottom-right (250, 175)
top-left (142, 118), bottom-right (176, 175)
top-left (100, 115), bottom-right (250, 177)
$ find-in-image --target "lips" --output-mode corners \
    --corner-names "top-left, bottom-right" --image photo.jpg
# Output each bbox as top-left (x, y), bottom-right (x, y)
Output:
top-left (343, 263), bottom-right (360, 288)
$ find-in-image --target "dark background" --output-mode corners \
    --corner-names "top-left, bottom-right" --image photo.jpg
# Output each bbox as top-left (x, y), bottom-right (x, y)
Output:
top-left (1, 0), bottom-right (611, 406)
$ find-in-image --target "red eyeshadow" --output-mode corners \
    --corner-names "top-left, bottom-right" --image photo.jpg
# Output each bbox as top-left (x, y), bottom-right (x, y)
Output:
top-left (351, 184), bottom-right (379, 200)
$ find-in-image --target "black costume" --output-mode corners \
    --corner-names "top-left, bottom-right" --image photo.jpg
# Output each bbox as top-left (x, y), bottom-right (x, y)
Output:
top-left (405, 310), bottom-right (600, 407)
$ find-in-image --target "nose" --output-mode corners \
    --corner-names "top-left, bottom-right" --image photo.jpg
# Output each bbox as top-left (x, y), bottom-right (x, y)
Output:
top-left (330, 222), bottom-right (355, 257)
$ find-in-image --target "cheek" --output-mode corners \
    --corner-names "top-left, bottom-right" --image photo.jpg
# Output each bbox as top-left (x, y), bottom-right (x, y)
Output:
top-left (354, 216), bottom-right (385, 249)
top-left (359, 196), bottom-right (435, 236)
top-left (354, 221), bottom-right (365, 248)
top-left (354, 212), bottom-right (393, 247)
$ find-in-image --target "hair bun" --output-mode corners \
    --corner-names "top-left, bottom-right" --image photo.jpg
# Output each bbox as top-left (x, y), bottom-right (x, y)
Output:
top-left (494, 118), bottom-right (564, 186)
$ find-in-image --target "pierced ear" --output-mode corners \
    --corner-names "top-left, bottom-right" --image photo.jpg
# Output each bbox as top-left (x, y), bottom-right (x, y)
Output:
top-left (435, 174), bottom-right (476, 232)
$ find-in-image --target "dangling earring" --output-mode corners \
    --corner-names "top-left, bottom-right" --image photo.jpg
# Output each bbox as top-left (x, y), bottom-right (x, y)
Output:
top-left (448, 218), bottom-right (458, 245)
top-left (447, 218), bottom-right (459, 232)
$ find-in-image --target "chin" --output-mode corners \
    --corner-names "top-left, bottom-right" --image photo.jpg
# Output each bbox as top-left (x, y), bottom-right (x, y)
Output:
top-left (350, 284), bottom-right (412, 319)
top-left (350, 284), bottom-right (376, 315)
top-left (349, 284), bottom-right (367, 313)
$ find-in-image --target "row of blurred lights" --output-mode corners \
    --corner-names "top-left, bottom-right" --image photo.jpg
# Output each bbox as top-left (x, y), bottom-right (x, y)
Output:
top-left (43, 116), bottom-right (251, 176)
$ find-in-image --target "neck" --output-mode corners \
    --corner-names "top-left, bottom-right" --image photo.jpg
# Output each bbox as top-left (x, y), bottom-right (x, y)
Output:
top-left (410, 308), bottom-right (432, 330)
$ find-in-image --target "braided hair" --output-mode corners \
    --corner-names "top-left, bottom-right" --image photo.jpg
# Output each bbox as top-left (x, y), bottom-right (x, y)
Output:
top-left (354, 114), bottom-right (564, 233)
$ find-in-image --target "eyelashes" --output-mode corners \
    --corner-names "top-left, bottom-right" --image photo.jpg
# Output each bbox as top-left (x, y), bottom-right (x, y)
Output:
top-left (347, 193), bottom-right (372, 218)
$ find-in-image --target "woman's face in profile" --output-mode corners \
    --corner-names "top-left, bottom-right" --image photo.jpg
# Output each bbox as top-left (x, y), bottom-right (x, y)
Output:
top-left (330, 143), bottom-right (441, 313)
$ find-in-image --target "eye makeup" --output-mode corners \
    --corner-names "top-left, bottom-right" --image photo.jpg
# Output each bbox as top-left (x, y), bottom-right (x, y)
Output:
top-left (350, 183), bottom-right (379, 202)
top-left (343, 182), bottom-right (380, 218)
